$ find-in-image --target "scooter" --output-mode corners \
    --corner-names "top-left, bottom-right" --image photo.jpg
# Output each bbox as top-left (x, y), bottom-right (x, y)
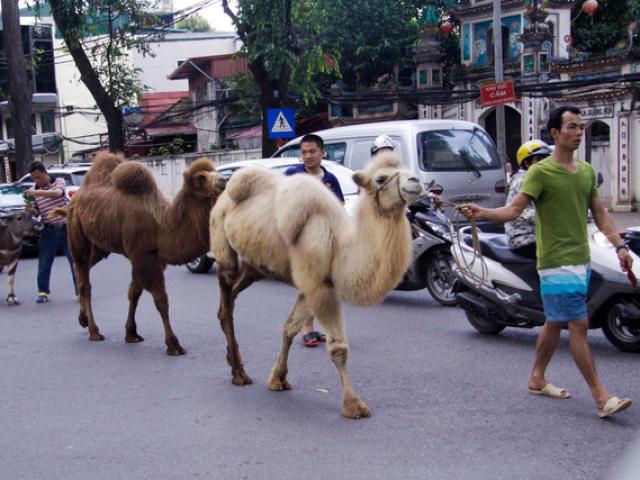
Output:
top-left (451, 223), bottom-right (640, 353)
top-left (394, 195), bottom-right (457, 306)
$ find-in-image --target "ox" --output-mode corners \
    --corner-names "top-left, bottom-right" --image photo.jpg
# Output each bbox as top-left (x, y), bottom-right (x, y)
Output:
top-left (0, 211), bottom-right (42, 305)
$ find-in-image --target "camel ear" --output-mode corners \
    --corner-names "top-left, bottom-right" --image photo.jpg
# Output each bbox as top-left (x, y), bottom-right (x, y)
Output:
top-left (352, 171), bottom-right (368, 188)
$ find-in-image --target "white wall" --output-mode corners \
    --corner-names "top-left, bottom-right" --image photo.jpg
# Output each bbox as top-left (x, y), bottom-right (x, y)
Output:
top-left (143, 148), bottom-right (260, 198)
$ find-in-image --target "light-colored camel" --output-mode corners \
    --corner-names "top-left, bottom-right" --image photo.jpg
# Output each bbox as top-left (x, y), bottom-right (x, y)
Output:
top-left (62, 152), bottom-right (226, 355)
top-left (209, 152), bottom-right (423, 417)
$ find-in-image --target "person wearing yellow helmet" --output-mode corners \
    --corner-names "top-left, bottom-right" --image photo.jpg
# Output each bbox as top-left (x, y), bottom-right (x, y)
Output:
top-left (516, 140), bottom-right (553, 171)
top-left (504, 140), bottom-right (553, 258)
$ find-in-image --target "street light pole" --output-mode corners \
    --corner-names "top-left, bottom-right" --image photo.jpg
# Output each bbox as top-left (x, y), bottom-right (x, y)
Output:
top-left (493, 0), bottom-right (507, 164)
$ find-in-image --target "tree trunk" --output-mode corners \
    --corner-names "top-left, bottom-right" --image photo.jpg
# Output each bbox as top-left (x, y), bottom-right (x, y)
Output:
top-left (49, 0), bottom-right (125, 153)
top-left (259, 95), bottom-right (279, 158)
top-left (251, 64), bottom-right (280, 158)
top-left (2, 0), bottom-right (34, 178)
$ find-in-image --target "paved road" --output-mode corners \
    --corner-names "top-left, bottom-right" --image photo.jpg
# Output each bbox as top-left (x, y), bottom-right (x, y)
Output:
top-left (1, 255), bottom-right (639, 480)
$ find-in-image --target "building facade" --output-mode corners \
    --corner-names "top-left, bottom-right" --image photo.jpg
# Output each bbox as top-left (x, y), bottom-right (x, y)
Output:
top-left (167, 53), bottom-right (252, 152)
top-left (0, 23), bottom-right (61, 181)
top-left (15, 6), bottom-right (240, 161)
top-left (416, 0), bottom-right (638, 211)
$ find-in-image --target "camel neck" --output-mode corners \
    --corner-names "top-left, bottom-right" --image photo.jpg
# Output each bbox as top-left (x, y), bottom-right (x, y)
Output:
top-left (334, 200), bottom-right (412, 307)
top-left (159, 190), bottom-right (211, 264)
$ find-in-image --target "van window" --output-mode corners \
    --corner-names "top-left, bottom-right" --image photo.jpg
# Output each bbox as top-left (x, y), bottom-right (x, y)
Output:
top-left (276, 146), bottom-right (300, 158)
top-left (350, 140), bottom-right (374, 170)
top-left (417, 129), bottom-right (501, 172)
top-left (350, 137), bottom-right (404, 170)
top-left (324, 143), bottom-right (346, 164)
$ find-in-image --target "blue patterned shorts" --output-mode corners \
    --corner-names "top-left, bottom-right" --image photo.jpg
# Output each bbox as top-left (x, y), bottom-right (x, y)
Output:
top-left (538, 264), bottom-right (591, 322)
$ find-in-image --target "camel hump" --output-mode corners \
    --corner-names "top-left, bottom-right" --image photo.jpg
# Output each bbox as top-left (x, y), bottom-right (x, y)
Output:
top-left (225, 166), bottom-right (278, 203)
top-left (111, 161), bottom-right (158, 195)
top-left (83, 151), bottom-right (125, 186)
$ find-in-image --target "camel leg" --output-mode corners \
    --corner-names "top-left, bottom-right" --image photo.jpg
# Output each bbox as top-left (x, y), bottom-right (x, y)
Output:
top-left (267, 293), bottom-right (312, 391)
top-left (76, 257), bottom-right (105, 341)
top-left (124, 273), bottom-right (145, 343)
top-left (133, 255), bottom-right (185, 356)
top-left (307, 286), bottom-right (371, 419)
top-left (68, 224), bottom-right (104, 341)
top-left (216, 264), bottom-right (262, 386)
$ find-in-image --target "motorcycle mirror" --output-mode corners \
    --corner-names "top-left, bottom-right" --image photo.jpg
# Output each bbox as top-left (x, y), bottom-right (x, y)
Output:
top-left (597, 172), bottom-right (604, 187)
top-left (425, 179), bottom-right (436, 191)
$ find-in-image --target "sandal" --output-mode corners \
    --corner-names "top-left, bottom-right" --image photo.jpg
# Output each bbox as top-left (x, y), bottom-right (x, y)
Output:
top-left (314, 331), bottom-right (326, 342)
top-left (302, 332), bottom-right (319, 347)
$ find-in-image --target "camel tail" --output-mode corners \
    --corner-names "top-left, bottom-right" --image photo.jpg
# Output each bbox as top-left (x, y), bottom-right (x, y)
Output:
top-left (111, 161), bottom-right (158, 195)
top-left (83, 151), bottom-right (125, 186)
top-left (49, 207), bottom-right (68, 218)
top-left (225, 167), bottom-right (275, 204)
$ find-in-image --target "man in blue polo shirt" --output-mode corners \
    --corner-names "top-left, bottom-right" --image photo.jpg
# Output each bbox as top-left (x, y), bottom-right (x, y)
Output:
top-left (285, 133), bottom-right (344, 346)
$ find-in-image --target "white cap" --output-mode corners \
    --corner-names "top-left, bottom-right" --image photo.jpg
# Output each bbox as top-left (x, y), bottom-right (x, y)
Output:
top-left (370, 135), bottom-right (395, 155)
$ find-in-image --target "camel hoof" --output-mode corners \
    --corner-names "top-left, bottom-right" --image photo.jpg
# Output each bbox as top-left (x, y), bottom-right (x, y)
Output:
top-left (125, 333), bottom-right (145, 343)
top-left (267, 376), bottom-right (292, 391)
top-left (342, 399), bottom-right (372, 419)
top-left (89, 333), bottom-right (105, 342)
top-left (231, 371), bottom-right (253, 386)
top-left (166, 345), bottom-right (186, 356)
top-left (7, 296), bottom-right (20, 306)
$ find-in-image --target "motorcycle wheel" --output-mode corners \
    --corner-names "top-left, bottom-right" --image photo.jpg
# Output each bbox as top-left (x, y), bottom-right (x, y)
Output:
top-left (425, 250), bottom-right (458, 306)
top-left (186, 255), bottom-right (214, 274)
top-left (602, 303), bottom-right (640, 353)
top-left (464, 310), bottom-right (505, 334)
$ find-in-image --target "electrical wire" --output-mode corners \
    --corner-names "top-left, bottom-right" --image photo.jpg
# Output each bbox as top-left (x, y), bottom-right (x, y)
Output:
top-left (0, 0), bottom-right (221, 69)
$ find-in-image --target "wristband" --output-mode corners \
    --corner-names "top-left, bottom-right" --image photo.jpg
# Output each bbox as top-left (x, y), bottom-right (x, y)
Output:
top-left (615, 244), bottom-right (629, 254)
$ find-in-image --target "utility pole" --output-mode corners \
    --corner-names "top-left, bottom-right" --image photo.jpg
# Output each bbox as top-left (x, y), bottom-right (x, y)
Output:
top-left (1, 0), bottom-right (34, 179)
top-left (493, 0), bottom-right (507, 164)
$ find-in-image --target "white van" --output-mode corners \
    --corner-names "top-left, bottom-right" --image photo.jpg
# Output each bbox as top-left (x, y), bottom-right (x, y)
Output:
top-left (273, 119), bottom-right (507, 209)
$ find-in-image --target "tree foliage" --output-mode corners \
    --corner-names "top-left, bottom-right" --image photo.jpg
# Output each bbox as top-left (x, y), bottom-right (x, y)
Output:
top-left (32, 0), bottom-right (163, 152)
top-left (571, 0), bottom-right (640, 54)
top-left (176, 13), bottom-right (212, 32)
top-left (223, 0), bottom-right (339, 156)
top-left (323, 0), bottom-right (420, 91)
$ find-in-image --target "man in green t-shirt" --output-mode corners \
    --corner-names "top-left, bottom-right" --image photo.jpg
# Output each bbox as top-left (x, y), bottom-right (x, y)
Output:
top-left (460, 106), bottom-right (634, 418)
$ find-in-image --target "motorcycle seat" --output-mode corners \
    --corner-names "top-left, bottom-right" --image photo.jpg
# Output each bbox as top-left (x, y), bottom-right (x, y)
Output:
top-left (464, 232), bottom-right (536, 265)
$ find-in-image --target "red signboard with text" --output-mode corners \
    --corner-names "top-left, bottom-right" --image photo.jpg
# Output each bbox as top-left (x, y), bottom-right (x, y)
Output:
top-left (480, 81), bottom-right (517, 107)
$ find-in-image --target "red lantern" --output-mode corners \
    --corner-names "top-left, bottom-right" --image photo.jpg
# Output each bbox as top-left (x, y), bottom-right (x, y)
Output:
top-left (439, 21), bottom-right (454, 36)
top-left (582, 0), bottom-right (598, 16)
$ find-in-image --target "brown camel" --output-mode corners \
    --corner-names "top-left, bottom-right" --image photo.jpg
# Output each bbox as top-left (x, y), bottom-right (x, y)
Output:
top-left (64, 152), bottom-right (226, 355)
top-left (209, 152), bottom-right (423, 417)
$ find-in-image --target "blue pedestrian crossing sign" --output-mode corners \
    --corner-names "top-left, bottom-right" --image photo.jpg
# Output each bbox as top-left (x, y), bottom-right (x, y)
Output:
top-left (267, 108), bottom-right (296, 139)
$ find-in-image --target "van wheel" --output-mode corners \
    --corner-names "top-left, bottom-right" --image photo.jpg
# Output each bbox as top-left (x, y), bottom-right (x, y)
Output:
top-left (186, 255), bottom-right (214, 274)
top-left (465, 310), bottom-right (505, 334)
top-left (602, 303), bottom-right (640, 353)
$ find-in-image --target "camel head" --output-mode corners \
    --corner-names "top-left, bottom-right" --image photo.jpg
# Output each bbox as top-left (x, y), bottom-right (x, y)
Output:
top-left (352, 151), bottom-right (423, 212)
top-left (182, 158), bottom-right (227, 200)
